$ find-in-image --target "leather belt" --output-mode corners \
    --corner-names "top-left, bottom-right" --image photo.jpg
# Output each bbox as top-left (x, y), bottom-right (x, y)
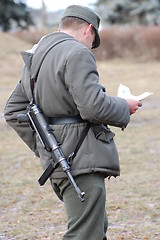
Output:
top-left (46, 115), bottom-right (87, 125)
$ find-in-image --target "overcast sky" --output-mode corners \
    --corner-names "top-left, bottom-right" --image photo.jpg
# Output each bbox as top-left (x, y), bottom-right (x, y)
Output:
top-left (26, 0), bottom-right (97, 12)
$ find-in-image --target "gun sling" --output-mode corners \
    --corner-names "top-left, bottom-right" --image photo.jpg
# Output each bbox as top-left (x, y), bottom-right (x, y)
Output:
top-left (39, 120), bottom-right (91, 185)
top-left (28, 39), bottom-right (91, 188)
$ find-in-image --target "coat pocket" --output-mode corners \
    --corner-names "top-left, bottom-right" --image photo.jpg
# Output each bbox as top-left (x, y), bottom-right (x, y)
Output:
top-left (91, 124), bottom-right (115, 143)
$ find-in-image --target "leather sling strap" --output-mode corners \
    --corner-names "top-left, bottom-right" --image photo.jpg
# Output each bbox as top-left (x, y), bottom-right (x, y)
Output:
top-left (30, 38), bottom-right (71, 104)
top-left (67, 123), bottom-right (91, 164)
top-left (29, 37), bottom-right (91, 164)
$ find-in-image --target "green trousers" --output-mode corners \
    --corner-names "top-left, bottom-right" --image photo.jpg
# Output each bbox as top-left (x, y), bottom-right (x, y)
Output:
top-left (50, 173), bottom-right (108, 240)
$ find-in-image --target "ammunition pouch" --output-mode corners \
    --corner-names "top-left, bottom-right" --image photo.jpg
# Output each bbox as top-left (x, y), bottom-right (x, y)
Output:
top-left (92, 124), bottom-right (115, 143)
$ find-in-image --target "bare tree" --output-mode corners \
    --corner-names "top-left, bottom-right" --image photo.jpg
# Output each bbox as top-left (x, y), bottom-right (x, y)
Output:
top-left (41, 0), bottom-right (47, 29)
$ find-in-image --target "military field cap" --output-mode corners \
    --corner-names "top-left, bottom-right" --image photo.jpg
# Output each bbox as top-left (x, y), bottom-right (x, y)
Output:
top-left (62, 5), bottom-right (100, 48)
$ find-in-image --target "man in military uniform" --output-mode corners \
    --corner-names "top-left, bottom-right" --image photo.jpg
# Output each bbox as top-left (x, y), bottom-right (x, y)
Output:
top-left (4, 5), bottom-right (142, 240)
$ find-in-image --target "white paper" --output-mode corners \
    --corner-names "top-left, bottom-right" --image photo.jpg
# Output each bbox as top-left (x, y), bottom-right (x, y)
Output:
top-left (117, 84), bottom-right (153, 101)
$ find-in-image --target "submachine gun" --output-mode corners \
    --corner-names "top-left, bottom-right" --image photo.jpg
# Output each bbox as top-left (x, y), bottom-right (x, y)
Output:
top-left (17, 101), bottom-right (85, 202)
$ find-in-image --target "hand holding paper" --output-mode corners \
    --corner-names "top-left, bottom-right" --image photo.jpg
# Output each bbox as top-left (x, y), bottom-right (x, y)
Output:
top-left (117, 84), bottom-right (153, 101)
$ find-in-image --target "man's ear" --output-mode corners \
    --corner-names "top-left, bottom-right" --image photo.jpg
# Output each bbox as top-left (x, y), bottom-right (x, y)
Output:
top-left (86, 24), bottom-right (93, 38)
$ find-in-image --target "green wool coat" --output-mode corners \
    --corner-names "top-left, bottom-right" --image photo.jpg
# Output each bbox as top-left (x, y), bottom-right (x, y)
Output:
top-left (4, 32), bottom-right (130, 178)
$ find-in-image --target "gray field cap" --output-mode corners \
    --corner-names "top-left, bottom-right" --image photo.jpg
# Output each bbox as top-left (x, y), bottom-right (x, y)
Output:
top-left (62, 5), bottom-right (100, 48)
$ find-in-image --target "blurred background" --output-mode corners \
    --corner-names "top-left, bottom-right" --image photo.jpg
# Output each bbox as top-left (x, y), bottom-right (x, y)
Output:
top-left (1, 0), bottom-right (160, 60)
top-left (0, 1), bottom-right (160, 239)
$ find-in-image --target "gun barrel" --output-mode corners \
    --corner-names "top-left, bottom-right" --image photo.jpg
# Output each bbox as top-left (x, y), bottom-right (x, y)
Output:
top-left (66, 171), bottom-right (85, 202)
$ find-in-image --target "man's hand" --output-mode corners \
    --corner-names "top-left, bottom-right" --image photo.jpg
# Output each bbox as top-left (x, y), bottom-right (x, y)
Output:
top-left (125, 99), bottom-right (142, 115)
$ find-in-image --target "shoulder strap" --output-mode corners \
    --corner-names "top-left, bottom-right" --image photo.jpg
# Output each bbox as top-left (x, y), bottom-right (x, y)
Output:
top-left (29, 38), bottom-right (71, 103)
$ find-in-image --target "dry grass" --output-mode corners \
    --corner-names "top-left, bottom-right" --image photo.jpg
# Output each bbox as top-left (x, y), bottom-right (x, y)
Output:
top-left (13, 29), bottom-right (52, 45)
top-left (97, 59), bottom-right (160, 240)
top-left (0, 33), bottom-right (160, 239)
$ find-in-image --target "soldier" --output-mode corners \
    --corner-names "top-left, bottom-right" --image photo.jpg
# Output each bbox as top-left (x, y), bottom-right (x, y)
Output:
top-left (4, 5), bottom-right (142, 240)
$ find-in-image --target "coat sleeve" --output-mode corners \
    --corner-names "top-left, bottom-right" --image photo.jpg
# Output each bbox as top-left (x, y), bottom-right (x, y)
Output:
top-left (65, 48), bottom-right (130, 129)
top-left (4, 80), bottom-right (39, 157)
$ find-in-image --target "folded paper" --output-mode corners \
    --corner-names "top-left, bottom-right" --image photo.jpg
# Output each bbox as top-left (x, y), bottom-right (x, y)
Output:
top-left (117, 84), bottom-right (153, 101)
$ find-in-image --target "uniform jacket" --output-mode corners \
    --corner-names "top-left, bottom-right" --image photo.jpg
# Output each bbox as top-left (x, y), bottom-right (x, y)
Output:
top-left (4, 32), bottom-right (130, 178)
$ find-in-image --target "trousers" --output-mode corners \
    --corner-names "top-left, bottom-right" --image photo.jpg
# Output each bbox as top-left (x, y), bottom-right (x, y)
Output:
top-left (50, 173), bottom-right (108, 240)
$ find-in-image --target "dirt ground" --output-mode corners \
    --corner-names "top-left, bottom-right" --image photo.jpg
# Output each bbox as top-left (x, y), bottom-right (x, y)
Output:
top-left (0, 33), bottom-right (160, 239)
